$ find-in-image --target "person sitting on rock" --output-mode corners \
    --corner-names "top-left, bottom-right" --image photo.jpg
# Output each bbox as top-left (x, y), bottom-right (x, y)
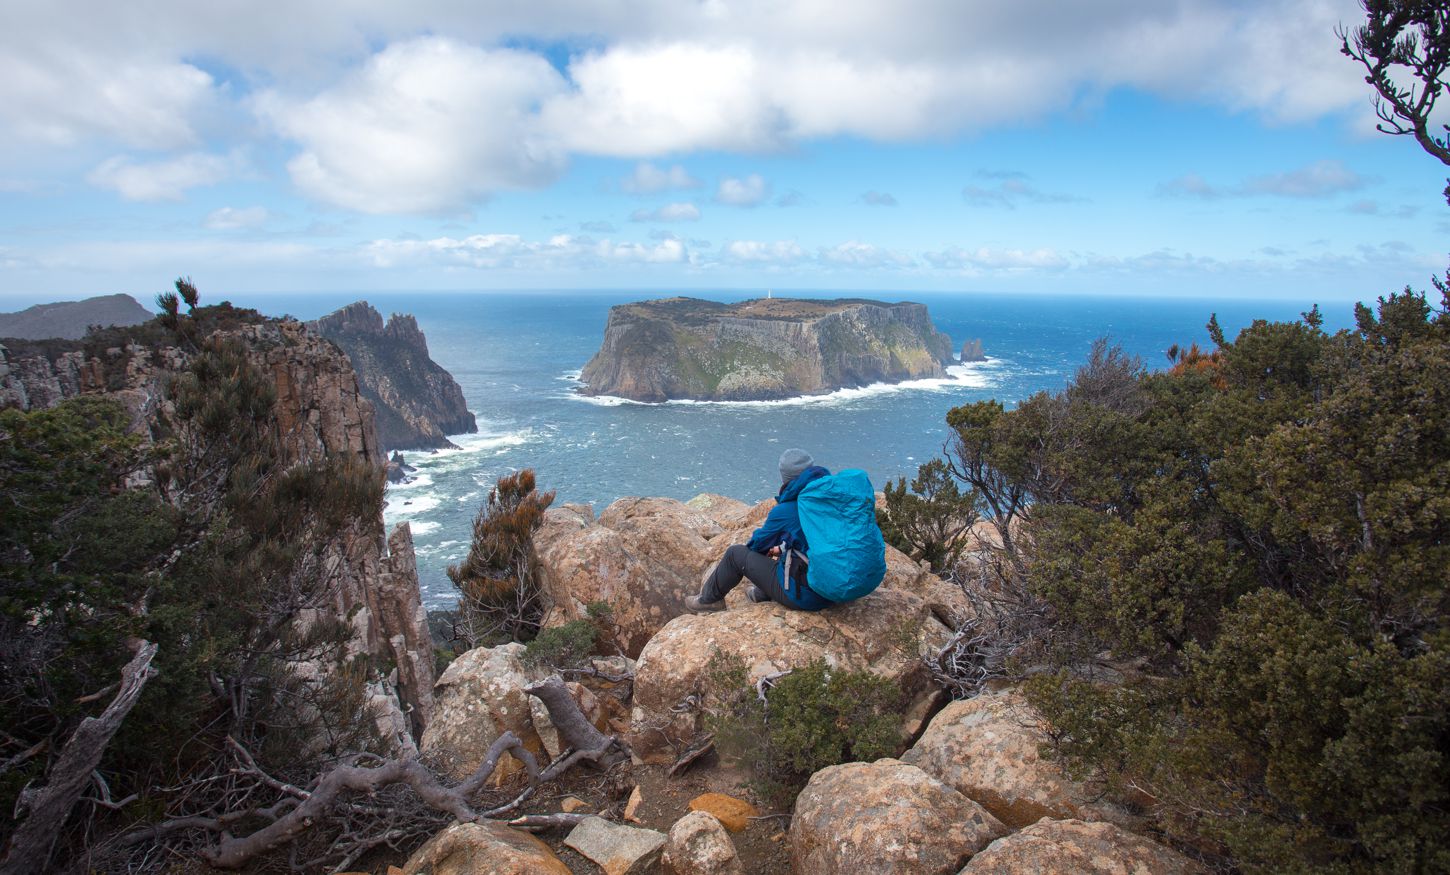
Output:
top-left (685, 448), bottom-right (835, 612)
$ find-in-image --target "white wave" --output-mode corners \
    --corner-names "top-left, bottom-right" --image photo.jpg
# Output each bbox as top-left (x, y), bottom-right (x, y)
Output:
top-left (387, 494), bottom-right (441, 516)
top-left (407, 520), bottom-right (441, 536)
top-left (386, 471), bottom-right (434, 491)
top-left (565, 359), bottom-right (1007, 409)
top-left (401, 429), bottom-right (534, 467)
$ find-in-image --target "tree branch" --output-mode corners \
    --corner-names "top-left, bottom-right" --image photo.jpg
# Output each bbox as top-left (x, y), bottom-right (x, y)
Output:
top-left (0, 641), bottom-right (158, 875)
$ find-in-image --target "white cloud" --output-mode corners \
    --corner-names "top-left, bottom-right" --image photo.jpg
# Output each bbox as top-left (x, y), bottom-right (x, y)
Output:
top-left (962, 177), bottom-right (1086, 208)
top-left (204, 206), bottom-right (270, 230)
top-left (716, 174), bottom-right (769, 206)
top-left (87, 152), bottom-right (237, 201)
top-left (861, 191), bottom-right (897, 206)
top-left (0, 0), bottom-right (1381, 215)
top-left (923, 246), bottom-right (1070, 271)
top-left (1158, 160), bottom-right (1369, 200)
top-left (818, 241), bottom-right (912, 268)
top-left (365, 232), bottom-right (686, 269)
top-left (257, 38), bottom-right (568, 214)
top-left (629, 202), bottom-right (701, 222)
top-left (0, 47), bottom-right (215, 150)
top-left (722, 240), bottom-right (805, 263)
top-left (620, 162), bottom-right (701, 193)
top-left (1242, 159), bottom-right (1367, 197)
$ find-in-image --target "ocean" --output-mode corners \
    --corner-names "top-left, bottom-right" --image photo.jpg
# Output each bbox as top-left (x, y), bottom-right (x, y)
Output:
top-left (231, 290), bottom-right (1351, 608)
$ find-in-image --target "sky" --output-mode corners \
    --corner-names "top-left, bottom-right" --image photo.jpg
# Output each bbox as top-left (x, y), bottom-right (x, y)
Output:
top-left (0, 0), bottom-right (1446, 306)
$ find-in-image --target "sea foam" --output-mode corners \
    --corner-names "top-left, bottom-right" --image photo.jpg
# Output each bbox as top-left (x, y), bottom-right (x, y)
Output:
top-left (562, 358), bottom-right (1006, 408)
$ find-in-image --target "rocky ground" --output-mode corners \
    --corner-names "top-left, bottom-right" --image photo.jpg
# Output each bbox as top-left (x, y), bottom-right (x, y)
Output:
top-left (370, 493), bottom-right (1206, 875)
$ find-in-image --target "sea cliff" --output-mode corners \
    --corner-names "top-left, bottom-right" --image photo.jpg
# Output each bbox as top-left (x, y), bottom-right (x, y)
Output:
top-left (578, 297), bottom-right (954, 402)
top-left (311, 301), bottom-right (476, 451)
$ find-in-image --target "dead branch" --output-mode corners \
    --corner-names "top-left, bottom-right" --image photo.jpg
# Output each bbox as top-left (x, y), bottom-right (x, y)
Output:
top-left (122, 671), bottom-right (627, 870)
top-left (508, 812), bottom-right (591, 831)
top-left (200, 730), bottom-right (529, 868)
top-left (0, 739), bottom-right (47, 780)
top-left (0, 641), bottom-right (158, 875)
top-left (524, 675), bottom-right (626, 766)
top-left (668, 734), bottom-right (715, 777)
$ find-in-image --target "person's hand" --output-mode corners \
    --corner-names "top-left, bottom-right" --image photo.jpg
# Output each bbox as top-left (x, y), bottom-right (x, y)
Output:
top-left (767, 545), bottom-right (782, 558)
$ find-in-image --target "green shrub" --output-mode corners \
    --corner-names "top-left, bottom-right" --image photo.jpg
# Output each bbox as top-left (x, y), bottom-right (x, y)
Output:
top-left (705, 656), bottom-right (906, 805)
top-left (877, 457), bottom-right (978, 571)
top-left (923, 285), bottom-right (1450, 872)
top-left (524, 619), bottom-right (598, 670)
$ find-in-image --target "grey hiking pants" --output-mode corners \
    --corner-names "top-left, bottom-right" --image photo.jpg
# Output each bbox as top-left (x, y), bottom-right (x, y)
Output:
top-left (700, 544), bottom-right (831, 610)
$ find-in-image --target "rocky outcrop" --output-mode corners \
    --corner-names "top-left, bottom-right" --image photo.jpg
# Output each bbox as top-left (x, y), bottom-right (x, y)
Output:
top-left (536, 498), bottom-right (722, 656)
top-left (902, 689), bottom-right (1132, 830)
top-left (0, 293), bottom-right (151, 340)
top-left (579, 297), bottom-right (954, 402)
top-left (311, 301), bottom-right (475, 451)
top-left (420, 643), bottom-right (542, 782)
top-left (960, 819), bottom-right (1203, 874)
top-left (960, 338), bottom-right (986, 362)
top-left (1, 319), bottom-right (380, 463)
top-left (401, 820), bottom-right (571, 875)
top-left (628, 588), bottom-right (952, 763)
top-left (377, 523), bottom-right (437, 738)
top-left (663, 811), bottom-right (744, 875)
top-left (790, 759), bottom-right (1006, 875)
top-left (535, 492), bottom-right (965, 658)
top-left (419, 642), bottom-right (614, 782)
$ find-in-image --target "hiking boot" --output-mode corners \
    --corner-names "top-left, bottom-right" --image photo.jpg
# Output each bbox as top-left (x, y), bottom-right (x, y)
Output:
top-left (684, 594), bottom-right (726, 614)
top-left (745, 585), bottom-right (770, 603)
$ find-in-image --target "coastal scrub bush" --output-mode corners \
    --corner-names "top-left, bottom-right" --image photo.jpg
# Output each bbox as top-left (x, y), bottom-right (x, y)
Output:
top-left (705, 656), bottom-right (906, 805)
top-left (877, 457), bottom-right (978, 572)
top-left (921, 279), bottom-right (1450, 872)
top-left (448, 468), bottom-right (555, 646)
top-left (524, 601), bottom-right (616, 670)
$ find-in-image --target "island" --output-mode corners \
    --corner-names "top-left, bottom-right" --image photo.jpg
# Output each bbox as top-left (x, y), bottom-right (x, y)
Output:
top-left (578, 296), bottom-right (955, 402)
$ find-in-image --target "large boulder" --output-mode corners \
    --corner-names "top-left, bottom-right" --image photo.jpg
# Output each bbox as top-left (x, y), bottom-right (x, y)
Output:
top-left (959, 819), bottom-right (1203, 874)
top-left (401, 820), bottom-right (571, 875)
top-left (420, 643), bottom-right (541, 781)
top-left (902, 689), bottom-right (1132, 829)
top-left (629, 588), bottom-right (952, 763)
top-left (790, 759), bottom-right (1006, 875)
top-left (536, 498), bottom-right (721, 656)
top-left (663, 811), bottom-right (744, 875)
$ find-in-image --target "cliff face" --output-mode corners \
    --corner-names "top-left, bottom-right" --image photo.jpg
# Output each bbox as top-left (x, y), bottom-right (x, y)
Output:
top-left (311, 302), bottom-right (476, 452)
top-left (0, 293), bottom-right (151, 340)
top-left (0, 316), bottom-right (435, 744)
top-left (579, 297), bottom-right (955, 402)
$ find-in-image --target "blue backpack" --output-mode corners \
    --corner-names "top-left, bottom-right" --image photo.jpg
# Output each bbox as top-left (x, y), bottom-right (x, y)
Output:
top-left (796, 469), bottom-right (887, 602)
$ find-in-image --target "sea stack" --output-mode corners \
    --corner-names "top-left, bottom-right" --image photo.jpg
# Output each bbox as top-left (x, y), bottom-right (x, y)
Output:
top-left (960, 338), bottom-right (986, 362)
top-left (579, 297), bottom-right (954, 402)
top-left (312, 302), bottom-right (476, 451)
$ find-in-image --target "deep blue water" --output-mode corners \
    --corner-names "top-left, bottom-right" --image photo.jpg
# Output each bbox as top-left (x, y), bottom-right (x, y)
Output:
top-left (225, 290), bottom-right (1351, 607)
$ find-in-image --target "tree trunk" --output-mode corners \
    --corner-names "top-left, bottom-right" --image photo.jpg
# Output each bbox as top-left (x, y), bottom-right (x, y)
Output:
top-left (0, 642), bottom-right (158, 875)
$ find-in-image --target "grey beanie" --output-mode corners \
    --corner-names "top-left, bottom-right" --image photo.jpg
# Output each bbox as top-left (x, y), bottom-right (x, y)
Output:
top-left (779, 448), bottom-right (813, 484)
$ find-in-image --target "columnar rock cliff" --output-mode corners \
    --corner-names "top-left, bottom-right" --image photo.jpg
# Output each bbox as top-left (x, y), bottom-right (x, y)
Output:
top-left (311, 301), bottom-right (476, 451)
top-left (0, 314), bottom-right (435, 745)
top-left (579, 297), bottom-right (955, 402)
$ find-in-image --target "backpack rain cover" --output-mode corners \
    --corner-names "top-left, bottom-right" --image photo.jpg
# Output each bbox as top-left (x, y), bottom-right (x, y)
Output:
top-left (796, 469), bottom-right (887, 602)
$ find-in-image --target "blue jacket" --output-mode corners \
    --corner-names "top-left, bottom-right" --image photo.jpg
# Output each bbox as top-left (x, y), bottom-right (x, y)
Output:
top-left (747, 465), bottom-right (834, 608)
